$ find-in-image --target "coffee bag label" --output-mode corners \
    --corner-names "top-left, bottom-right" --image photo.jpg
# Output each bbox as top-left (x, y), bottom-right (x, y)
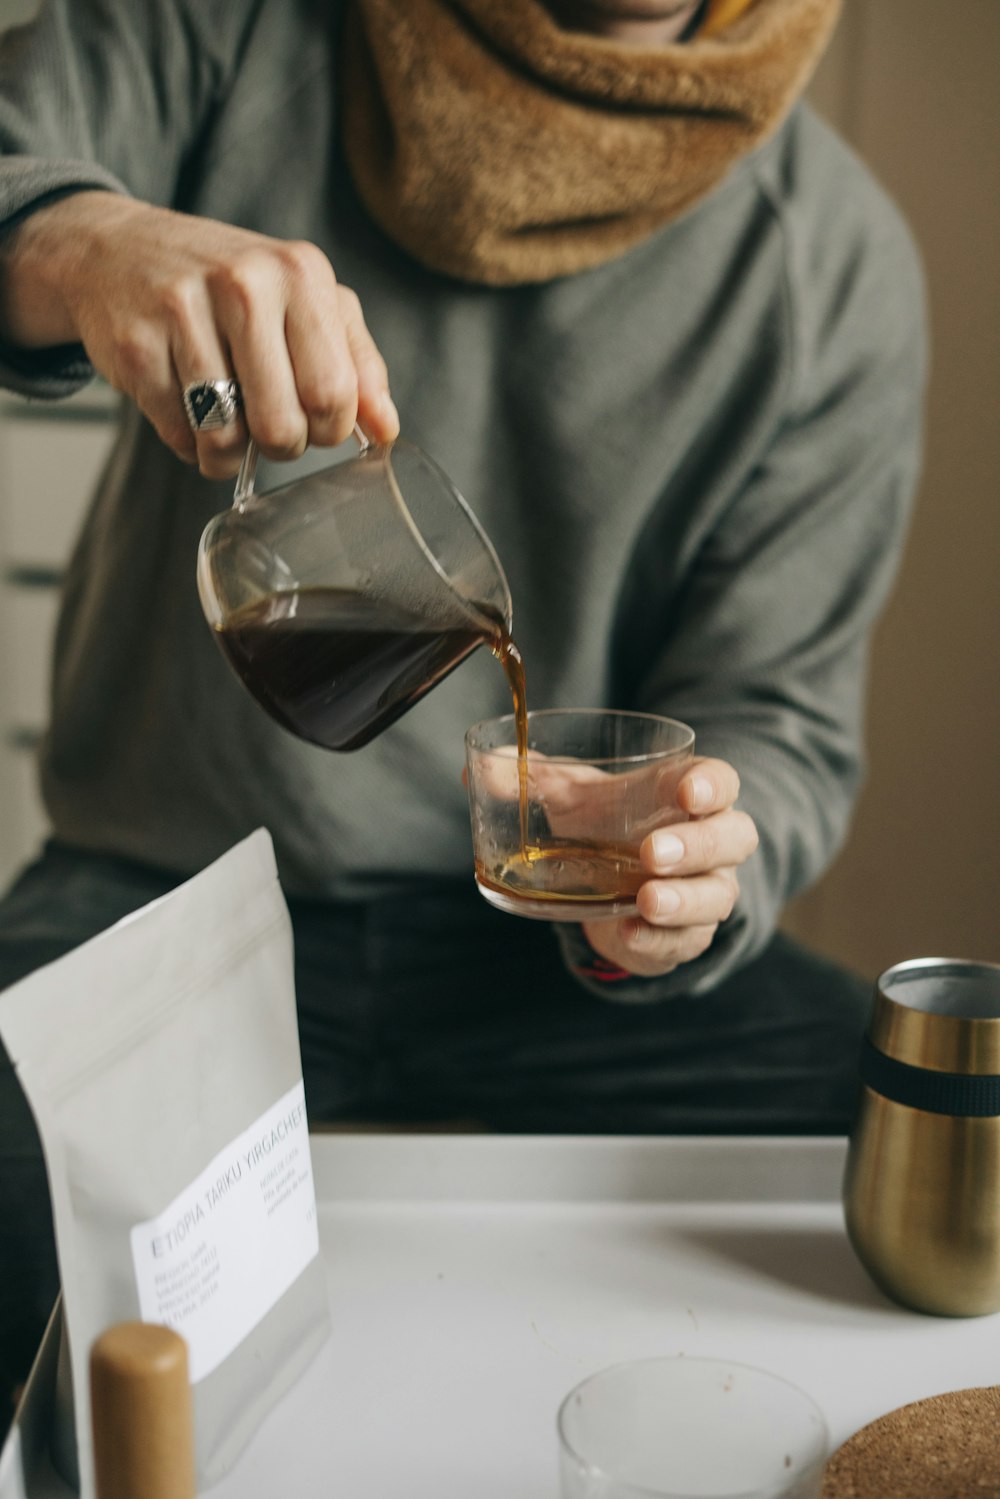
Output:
top-left (130, 1080), bottom-right (319, 1381)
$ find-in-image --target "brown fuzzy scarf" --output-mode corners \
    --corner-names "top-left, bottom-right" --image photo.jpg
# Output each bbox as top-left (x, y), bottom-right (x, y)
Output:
top-left (340, 0), bottom-right (840, 286)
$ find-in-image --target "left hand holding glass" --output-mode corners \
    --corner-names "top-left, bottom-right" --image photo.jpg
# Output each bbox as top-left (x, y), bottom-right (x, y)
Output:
top-left (582, 756), bottom-right (759, 978)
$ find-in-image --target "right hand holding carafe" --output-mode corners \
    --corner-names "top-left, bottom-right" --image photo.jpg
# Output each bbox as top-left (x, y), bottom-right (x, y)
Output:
top-left (0, 192), bottom-right (399, 475)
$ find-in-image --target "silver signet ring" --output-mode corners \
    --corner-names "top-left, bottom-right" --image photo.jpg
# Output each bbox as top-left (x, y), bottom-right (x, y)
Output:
top-left (182, 379), bottom-right (243, 432)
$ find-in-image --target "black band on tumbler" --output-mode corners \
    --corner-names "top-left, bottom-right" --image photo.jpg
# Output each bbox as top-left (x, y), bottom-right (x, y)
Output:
top-left (860, 1036), bottom-right (1000, 1117)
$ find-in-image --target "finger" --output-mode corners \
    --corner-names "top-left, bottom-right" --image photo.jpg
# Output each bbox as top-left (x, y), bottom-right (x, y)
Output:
top-left (468, 744), bottom-right (521, 801)
top-left (167, 278), bottom-right (253, 479)
top-left (281, 247), bottom-right (366, 449)
top-left (208, 246), bottom-right (311, 466)
top-left (635, 867), bottom-right (739, 929)
top-left (338, 284), bottom-right (400, 444)
top-left (678, 756), bottom-right (741, 816)
top-left (468, 747), bottom-right (608, 806)
top-left (531, 759), bottom-right (615, 816)
top-left (640, 808), bottom-right (759, 877)
top-left (106, 315), bottom-right (199, 465)
top-left (583, 917), bottom-right (718, 979)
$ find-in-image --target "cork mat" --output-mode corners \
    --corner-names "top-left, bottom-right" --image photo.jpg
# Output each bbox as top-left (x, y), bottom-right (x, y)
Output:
top-left (822, 1386), bottom-right (1000, 1498)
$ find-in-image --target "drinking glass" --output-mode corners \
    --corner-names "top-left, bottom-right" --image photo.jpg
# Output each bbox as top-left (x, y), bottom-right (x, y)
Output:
top-left (465, 709), bottom-right (694, 921)
top-left (197, 431), bottom-right (512, 751)
top-left (557, 1357), bottom-right (829, 1499)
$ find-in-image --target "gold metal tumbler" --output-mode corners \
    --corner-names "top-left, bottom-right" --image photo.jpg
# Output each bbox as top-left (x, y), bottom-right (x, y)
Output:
top-left (844, 957), bottom-right (1000, 1316)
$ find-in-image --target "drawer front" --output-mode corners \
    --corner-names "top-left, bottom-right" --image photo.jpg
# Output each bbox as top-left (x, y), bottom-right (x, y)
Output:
top-left (0, 391), bottom-right (118, 887)
top-left (0, 1), bottom-right (42, 25)
top-left (0, 742), bottom-right (48, 891)
top-left (3, 585), bottom-right (60, 733)
top-left (1, 416), bottom-right (116, 571)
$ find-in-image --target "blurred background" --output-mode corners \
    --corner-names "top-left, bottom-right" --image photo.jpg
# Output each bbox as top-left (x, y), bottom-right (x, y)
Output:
top-left (781, 0), bottom-right (1000, 979)
top-left (0, 0), bottom-right (997, 983)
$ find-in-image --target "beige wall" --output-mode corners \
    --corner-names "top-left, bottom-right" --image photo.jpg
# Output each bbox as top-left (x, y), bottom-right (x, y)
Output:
top-left (787, 0), bottom-right (1000, 977)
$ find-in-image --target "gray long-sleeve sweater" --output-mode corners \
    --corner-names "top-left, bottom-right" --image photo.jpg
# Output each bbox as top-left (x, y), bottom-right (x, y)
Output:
top-left (0, 0), bottom-right (927, 1000)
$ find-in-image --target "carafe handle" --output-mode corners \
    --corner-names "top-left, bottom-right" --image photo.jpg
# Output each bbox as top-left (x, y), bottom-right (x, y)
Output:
top-left (233, 423), bottom-right (372, 510)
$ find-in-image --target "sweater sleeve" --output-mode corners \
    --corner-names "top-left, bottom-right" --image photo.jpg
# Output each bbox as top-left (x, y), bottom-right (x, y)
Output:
top-left (0, 0), bottom-right (261, 397)
top-left (556, 159), bottom-right (929, 1002)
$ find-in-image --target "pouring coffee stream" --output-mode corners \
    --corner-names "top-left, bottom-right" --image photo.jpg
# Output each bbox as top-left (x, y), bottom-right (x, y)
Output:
top-left (198, 424), bottom-right (531, 841)
top-left (199, 427), bottom-right (688, 915)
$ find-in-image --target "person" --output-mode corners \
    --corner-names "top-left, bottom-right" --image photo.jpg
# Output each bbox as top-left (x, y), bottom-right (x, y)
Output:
top-left (0, 0), bottom-right (925, 1422)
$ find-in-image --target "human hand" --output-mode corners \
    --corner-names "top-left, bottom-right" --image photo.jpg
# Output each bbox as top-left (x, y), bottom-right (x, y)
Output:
top-left (581, 756), bottom-right (758, 978)
top-left (465, 742), bottom-right (758, 977)
top-left (0, 191), bottom-right (399, 476)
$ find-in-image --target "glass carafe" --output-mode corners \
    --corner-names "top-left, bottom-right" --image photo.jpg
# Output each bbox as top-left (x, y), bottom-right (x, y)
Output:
top-left (197, 432), bottom-right (512, 752)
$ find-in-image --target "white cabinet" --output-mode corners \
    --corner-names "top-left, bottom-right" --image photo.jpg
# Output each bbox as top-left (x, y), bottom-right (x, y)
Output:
top-left (0, 0), bottom-right (40, 27)
top-left (0, 389), bottom-right (118, 891)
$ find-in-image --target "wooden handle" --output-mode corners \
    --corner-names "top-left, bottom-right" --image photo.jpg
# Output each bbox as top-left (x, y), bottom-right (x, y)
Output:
top-left (90, 1323), bottom-right (196, 1499)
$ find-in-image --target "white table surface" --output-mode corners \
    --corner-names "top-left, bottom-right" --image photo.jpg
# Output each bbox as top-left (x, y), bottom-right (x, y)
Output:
top-left (4, 1133), bottom-right (1000, 1498)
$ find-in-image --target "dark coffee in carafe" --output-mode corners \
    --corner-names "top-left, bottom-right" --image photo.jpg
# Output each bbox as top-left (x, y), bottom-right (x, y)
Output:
top-left (215, 586), bottom-right (527, 756)
top-left (199, 433), bottom-right (517, 751)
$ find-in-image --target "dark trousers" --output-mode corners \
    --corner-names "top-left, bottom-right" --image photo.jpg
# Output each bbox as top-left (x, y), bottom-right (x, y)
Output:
top-left (0, 841), bottom-right (873, 1404)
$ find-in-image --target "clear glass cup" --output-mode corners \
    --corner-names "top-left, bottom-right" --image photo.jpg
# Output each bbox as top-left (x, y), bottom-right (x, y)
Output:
top-left (557, 1357), bottom-right (829, 1499)
top-left (465, 709), bottom-right (695, 922)
top-left (197, 432), bottom-right (511, 751)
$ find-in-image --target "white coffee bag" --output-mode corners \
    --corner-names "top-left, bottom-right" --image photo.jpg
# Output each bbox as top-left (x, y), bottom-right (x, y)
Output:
top-left (0, 830), bottom-right (330, 1497)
